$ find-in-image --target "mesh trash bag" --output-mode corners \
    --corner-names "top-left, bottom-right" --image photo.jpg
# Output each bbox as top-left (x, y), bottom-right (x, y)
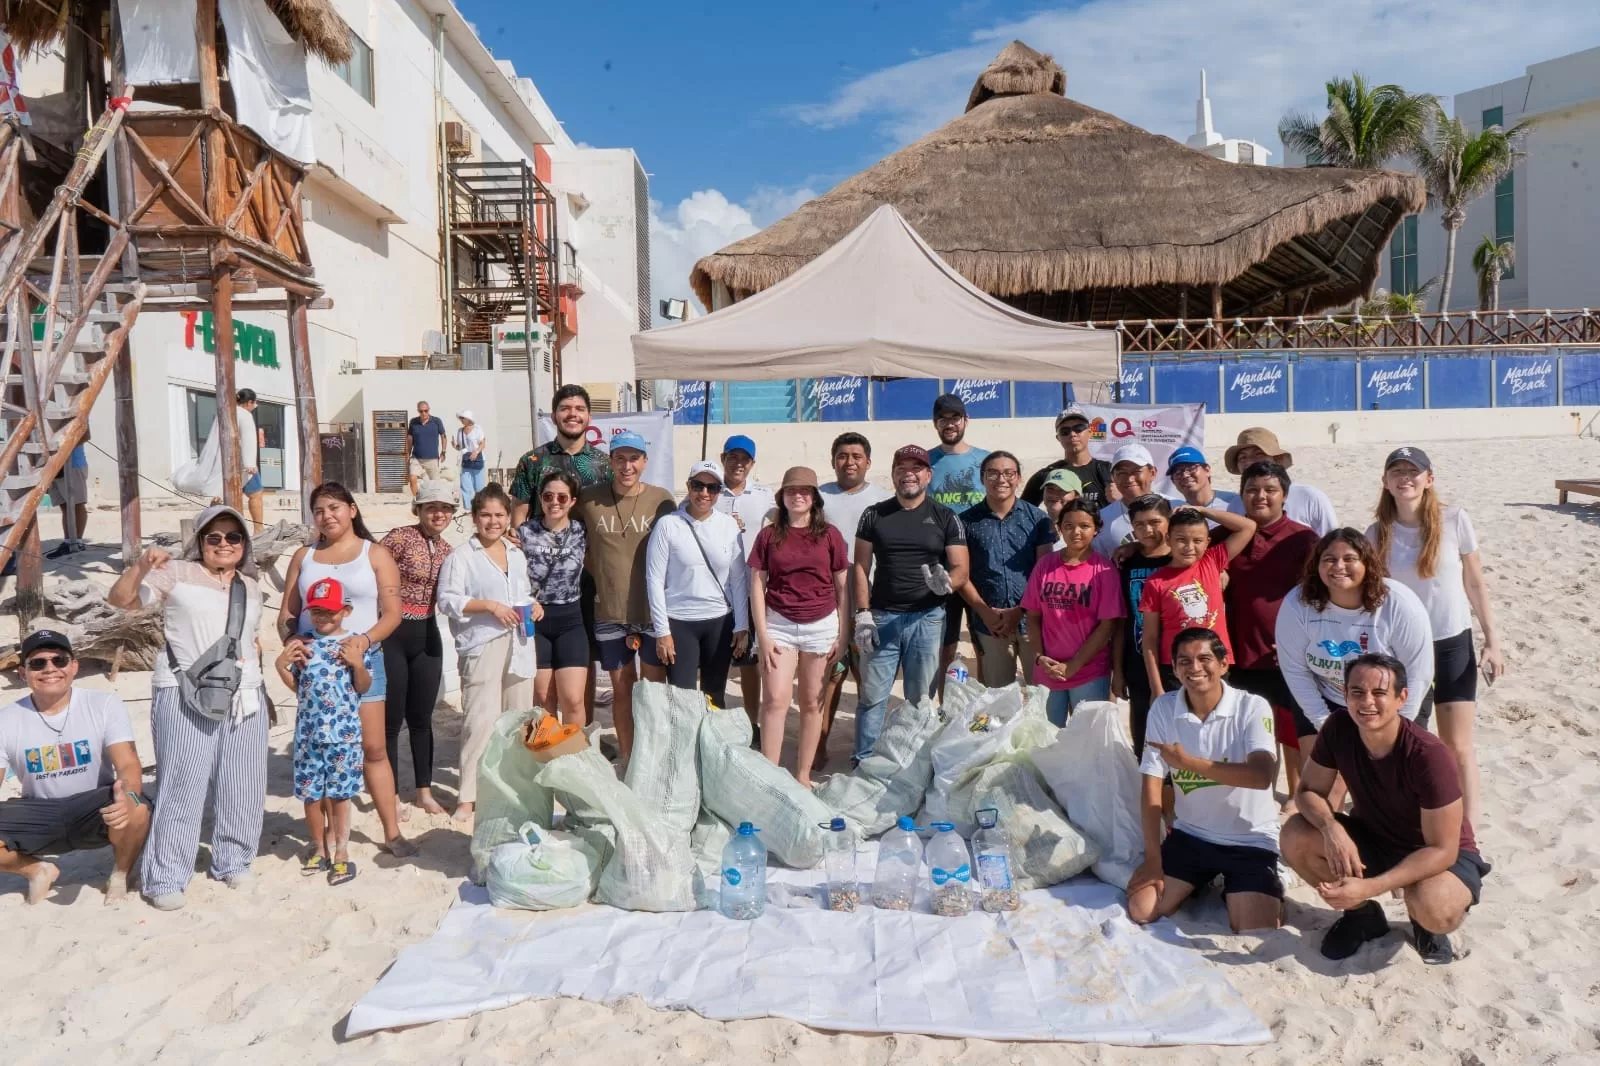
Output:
top-left (536, 741), bottom-right (698, 911)
top-left (486, 822), bottom-right (603, 911)
top-left (690, 808), bottom-right (735, 910)
top-left (938, 673), bottom-right (992, 718)
top-left (923, 684), bottom-right (1032, 826)
top-left (470, 709), bottom-right (556, 884)
top-left (698, 704), bottom-right (831, 868)
top-left (814, 697), bottom-right (942, 838)
top-left (623, 681), bottom-right (706, 838)
top-left (950, 752), bottom-right (1100, 890)
top-left (1032, 700), bottom-right (1146, 889)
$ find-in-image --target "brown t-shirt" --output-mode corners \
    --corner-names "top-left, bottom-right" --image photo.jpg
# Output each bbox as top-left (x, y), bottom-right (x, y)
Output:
top-left (574, 482), bottom-right (675, 626)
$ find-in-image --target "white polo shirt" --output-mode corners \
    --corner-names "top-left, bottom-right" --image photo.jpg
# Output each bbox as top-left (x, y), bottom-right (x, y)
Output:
top-left (1139, 683), bottom-right (1280, 852)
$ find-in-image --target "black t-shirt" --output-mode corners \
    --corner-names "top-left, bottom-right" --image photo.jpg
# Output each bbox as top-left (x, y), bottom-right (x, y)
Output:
top-left (857, 496), bottom-right (966, 613)
top-left (1022, 458), bottom-right (1116, 511)
top-left (1118, 549), bottom-right (1171, 661)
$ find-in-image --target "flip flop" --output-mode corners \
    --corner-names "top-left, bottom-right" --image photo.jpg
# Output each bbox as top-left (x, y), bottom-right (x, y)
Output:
top-left (302, 854), bottom-right (329, 876)
top-left (327, 860), bottom-right (357, 887)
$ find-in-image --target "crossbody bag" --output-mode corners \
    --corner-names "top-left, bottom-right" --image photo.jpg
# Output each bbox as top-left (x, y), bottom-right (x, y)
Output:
top-left (167, 573), bottom-right (248, 720)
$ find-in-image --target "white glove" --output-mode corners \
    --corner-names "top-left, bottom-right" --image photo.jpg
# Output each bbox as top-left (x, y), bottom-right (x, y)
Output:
top-left (853, 610), bottom-right (879, 656)
top-left (921, 563), bottom-right (953, 597)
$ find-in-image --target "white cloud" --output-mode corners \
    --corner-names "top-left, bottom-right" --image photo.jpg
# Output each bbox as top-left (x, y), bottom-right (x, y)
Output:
top-left (648, 185), bottom-right (817, 322)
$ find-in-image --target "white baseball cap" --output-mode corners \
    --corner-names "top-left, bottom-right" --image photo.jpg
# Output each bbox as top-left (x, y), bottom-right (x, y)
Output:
top-left (1111, 443), bottom-right (1156, 469)
top-left (687, 460), bottom-right (723, 483)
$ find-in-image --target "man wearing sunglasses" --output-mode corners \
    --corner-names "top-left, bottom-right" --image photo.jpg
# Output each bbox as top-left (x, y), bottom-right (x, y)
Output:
top-left (0, 631), bottom-right (149, 904)
top-left (1022, 403), bottom-right (1115, 512)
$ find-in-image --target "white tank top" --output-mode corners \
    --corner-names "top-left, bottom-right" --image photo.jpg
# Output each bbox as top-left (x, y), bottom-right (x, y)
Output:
top-left (297, 540), bottom-right (380, 638)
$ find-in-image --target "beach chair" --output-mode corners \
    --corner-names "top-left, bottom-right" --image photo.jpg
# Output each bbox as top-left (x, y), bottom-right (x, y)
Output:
top-left (1555, 480), bottom-right (1600, 504)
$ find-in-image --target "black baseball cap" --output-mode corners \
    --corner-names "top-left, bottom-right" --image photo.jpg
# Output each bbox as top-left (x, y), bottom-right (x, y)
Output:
top-left (1383, 446), bottom-right (1432, 473)
top-left (932, 393), bottom-right (967, 418)
top-left (21, 629), bottom-right (73, 657)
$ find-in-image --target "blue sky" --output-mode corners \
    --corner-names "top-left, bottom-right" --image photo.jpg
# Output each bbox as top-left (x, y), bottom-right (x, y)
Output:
top-left (459, 0), bottom-right (1600, 310)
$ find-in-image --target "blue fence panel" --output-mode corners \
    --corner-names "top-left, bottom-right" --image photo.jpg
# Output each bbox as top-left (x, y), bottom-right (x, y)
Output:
top-left (1495, 352), bottom-right (1559, 407)
top-left (672, 380), bottom-right (725, 425)
top-left (726, 380), bottom-right (797, 423)
top-left (1293, 357), bottom-right (1358, 411)
top-left (1563, 350), bottom-right (1600, 404)
top-left (1428, 355), bottom-right (1492, 409)
top-left (1118, 361), bottom-right (1151, 403)
top-left (802, 376), bottom-right (869, 422)
top-left (1153, 360), bottom-right (1219, 411)
top-left (1222, 358), bottom-right (1288, 413)
top-left (942, 378), bottom-right (1012, 418)
top-left (872, 378), bottom-right (940, 421)
top-left (1015, 381), bottom-right (1068, 417)
top-left (1359, 355), bottom-right (1425, 410)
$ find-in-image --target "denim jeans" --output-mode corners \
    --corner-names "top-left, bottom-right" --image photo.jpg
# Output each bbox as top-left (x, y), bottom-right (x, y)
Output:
top-left (854, 605), bottom-right (944, 762)
top-left (459, 465), bottom-right (487, 503)
top-left (1044, 674), bottom-right (1112, 727)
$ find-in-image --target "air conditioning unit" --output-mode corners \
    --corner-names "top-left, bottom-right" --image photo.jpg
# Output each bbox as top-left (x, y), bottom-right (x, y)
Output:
top-left (443, 121), bottom-right (472, 156)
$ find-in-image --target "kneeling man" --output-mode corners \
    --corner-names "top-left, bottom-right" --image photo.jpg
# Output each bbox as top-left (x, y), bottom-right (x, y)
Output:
top-left (1281, 653), bottom-right (1488, 964)
top-left (1129, 627), bottom-right (1282, 932)
top-left (0, 631), bottom-right (149, 903)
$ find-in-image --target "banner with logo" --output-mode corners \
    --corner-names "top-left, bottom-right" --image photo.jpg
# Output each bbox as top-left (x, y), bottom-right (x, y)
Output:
top-left (941, 378), bottom-right (1011, 419)
top-left (806, 375), bottom-right (869, 422)
top-left (1360, 356), bottom-right (1424, 410)
top-left (1223, 359), bottom-right (1288, 413)
top-left (1495, 352), bottom-right (1558, 407)
top-left (1081, 402), bottom-right (1205, 495)
top-left (1118, 362), bottom-right (1151, 404)
top-left (536, 409), bottom-right (675, 490)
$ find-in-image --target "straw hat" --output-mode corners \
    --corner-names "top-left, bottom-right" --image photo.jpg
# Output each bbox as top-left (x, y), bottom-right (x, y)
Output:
top-left (1224, 428), bottom-right (1292, 475)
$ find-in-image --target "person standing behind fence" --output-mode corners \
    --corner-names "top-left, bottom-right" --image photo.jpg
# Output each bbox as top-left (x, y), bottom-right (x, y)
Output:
top-left (405, 401), bottom-right (448, 498)
top-left (455, 410), bottom-right (488, 503)
top-left (519, 470), bottom-right (590, 726)
top-left (957, 451), bottom-right (1056, 688)
top-left (377, 480), bottom-right (456, 817)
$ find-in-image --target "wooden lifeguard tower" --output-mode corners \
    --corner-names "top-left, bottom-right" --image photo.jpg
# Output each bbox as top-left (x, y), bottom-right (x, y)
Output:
top-left (0, 0), bottom-right (346, 616)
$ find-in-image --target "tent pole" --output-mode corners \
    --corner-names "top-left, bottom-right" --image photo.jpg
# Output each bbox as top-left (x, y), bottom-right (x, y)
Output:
top-left (699, 380), bottom-right (711, 459)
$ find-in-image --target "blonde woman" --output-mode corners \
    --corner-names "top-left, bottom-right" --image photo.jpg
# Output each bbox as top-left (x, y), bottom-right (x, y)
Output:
top-left (1368, 447), bottom-right (1502, 828)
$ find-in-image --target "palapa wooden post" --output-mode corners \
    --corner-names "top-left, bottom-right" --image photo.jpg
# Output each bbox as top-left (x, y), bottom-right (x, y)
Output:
top-left (108, 0), bottom-right (142, 563)
top-left (287, 293), bottom-right (321, 523)
top-left (196, 0), bottom-right (242, 511)
top-left (1210, 283), bottom-right (1223, 322)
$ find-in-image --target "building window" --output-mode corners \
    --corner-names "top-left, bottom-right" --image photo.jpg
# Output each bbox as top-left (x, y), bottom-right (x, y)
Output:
top-left (1389, 214), bottom-right (1419, 296)
top-left (1483, 107), bottom-right (1514, 279)
top-left (329, 23), bottom-right (375, 104)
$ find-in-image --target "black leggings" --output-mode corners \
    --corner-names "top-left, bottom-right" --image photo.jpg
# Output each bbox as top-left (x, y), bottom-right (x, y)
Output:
top-left (647, 613), bottom-right (735, 706)
top-left (383, 616), bottom-right (443, 790)
top-left (1125, 651), bottom-right (1178, 759)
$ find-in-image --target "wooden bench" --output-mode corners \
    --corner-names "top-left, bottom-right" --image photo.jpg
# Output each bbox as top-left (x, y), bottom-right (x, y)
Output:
top-left (1556, 480), bottom-right (1600, 504)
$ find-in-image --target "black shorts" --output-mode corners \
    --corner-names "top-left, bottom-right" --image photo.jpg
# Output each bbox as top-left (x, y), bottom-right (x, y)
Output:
top-left (1161, 827), bottom-right (1284, 899)
top-left (1433, 629), bottom-right (1478, 704)
top-left (0, 785), bottom-right (114, 857)
top-left (534, 600), bottom-right (591, 671)
top-left (942, 593), bottom-right (965, 646)
top-left (1228, 664), bottom-right (1317, 741)
top-left (579, 572), bottom-right (600, 661)
top-left (1334, 812), bottom-right (1489, 905)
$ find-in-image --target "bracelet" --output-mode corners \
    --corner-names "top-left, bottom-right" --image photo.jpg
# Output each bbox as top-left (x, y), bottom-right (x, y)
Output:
top-left (126, 791), bottom-right (145, 807)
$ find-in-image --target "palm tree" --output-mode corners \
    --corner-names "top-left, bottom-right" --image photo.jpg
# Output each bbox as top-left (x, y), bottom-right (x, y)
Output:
top-left (1279, 74), bottom-right (1438, 169)
top-left (1359, 276), bottom-right (1441, 317)
top-left (1414, 113), bottom-right (1531, 311)
top-left (1472, 235), bottom-right (1516, 311)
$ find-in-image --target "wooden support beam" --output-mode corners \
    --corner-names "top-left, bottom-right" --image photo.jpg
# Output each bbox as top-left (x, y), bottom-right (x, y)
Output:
top-left (1210, 282), bottom-right (1224, 321)
top-left (287, 293), bottom-right (321, 525)
top-left (210, 267), bottom-right (243, 511)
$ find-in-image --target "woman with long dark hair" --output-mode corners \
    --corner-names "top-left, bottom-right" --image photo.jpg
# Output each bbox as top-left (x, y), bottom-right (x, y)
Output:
top-left (747, 466), bottom-right (849, 785)
top-left (517, 469), bottom-right (589, 726)
top-left (279, 483), bottom-right (411, 855)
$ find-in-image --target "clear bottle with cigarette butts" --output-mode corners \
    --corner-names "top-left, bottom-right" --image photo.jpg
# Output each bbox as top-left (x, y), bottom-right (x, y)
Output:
top-left (872, 816), bottom-right (924, 911)
top-left (973, 807), bottom-right (1019, 912)
top-left (820, 817), bottom-right (859, 912)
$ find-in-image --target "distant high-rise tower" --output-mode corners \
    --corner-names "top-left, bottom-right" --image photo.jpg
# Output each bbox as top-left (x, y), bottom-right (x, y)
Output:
top-left (1186, 70), bottom-right (1271, 165)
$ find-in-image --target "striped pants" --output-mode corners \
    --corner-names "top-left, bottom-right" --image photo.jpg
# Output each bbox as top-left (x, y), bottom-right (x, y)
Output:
top-left (141, 685), bottom-right (269, 898)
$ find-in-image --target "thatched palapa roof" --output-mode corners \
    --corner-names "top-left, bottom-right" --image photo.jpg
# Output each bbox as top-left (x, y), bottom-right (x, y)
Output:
top-left (693, 42), bottom-right (1427, 321)
top-left (0, 0), bottom-right (352, 65)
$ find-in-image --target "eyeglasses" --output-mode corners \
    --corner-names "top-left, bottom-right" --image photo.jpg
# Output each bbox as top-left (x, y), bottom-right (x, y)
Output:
top-left (26, 653), bottom-right (71, 671)
top-left (203, 531), bottom-right (245, 547)
top-left (982, 469), bottom-right (1021, 481)
top-left (687, 481), bottom-right (722, 495)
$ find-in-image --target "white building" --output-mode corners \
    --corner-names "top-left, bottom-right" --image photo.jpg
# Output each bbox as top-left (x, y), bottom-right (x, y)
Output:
top-left (20, 0), bottom-right (648, 501)
top-left (1187, 70), bottom-right (1271, 165)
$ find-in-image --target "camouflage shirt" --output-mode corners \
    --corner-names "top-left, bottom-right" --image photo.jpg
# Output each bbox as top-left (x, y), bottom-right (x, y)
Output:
top-left (509, 440), bottom-right (612, 503)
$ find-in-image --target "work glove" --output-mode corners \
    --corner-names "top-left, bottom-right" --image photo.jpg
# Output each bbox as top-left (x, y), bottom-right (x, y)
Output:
top-left (921, 563), bottom-right (954, 597)
top-left (853, 610), bottom-right (879, 656)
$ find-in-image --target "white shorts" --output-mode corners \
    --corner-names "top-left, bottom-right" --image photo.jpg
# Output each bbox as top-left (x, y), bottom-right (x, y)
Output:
top-left (766, 609), bottom-right (839, 655)
top-left (51, 466), bottom-right (88, 506)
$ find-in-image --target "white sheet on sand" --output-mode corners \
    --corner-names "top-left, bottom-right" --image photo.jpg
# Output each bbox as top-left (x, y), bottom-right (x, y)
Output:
top-left (348, 852), bottom-right (1269, 1046)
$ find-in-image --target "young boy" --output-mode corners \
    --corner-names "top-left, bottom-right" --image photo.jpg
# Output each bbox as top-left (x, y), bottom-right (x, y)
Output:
top-left (1111, 494), bottom-right (1172, 757)
top-left (276, 578), bottom-right (373, 886)
top-left (1138, 504), bottom-right (1255, 703)
top-left (1128, 627), bottom-right (1282, 932)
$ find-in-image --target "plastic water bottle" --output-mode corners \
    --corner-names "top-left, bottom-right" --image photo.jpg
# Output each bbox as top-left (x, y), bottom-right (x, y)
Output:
top-left (872, 815), bottom-right (924, 911)
top-left (974, 807), bottom-right (1019, 912)
top-left (719, 822), bottom-right (767, 920)
top-left (927, 821), bottom-right (973, 917)
top-left (819, 817), bottom-right (859, 912)
top-left (946, 657), bottom-right (969, 686)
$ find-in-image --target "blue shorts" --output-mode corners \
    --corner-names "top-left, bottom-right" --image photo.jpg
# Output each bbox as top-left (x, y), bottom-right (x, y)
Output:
top-left (359, 642), bottom-right (386, 704)
top-left (293, 736), bottom-right (364, 801)
top-left (243, 472), bottom-right (262, 495)
top-left (595, 624), bottom-right (647, 672)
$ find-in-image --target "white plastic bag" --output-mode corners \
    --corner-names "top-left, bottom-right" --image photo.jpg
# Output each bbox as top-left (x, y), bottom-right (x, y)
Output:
top-left (814, 698), bottom-right (941, 838)
top-left (954, 752), bottom-right (1099, 890)
top-left (470, 709), bottom-right (555, 884)
top-left (624, 681), bottom-right (706, 838)
top-left (1032, 700), bottom-right (1145, 889)
top-left (486, 822), bottom-right (603, 911)
top-left (923, 684), bottom-right (1030, 826)
top-left (698, 704), bottom-right (830, 868)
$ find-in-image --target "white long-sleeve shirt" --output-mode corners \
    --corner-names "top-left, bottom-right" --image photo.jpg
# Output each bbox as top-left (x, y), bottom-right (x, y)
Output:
top-left (1274, 577), bottom-right (1434, 728)
top-left (645, 507), bottom-right (749, 638)
top-left (436, 535), bottom-right (536, 676)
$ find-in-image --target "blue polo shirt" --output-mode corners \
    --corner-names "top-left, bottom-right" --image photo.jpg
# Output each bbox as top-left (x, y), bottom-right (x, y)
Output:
top-left (406, 416), bottom-right (446, 461)
top-left (959, 498), bottom-right (1055, 635)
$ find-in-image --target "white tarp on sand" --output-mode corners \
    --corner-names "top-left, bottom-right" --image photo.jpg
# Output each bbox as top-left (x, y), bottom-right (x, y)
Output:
top-left (348, 859), bottom-right (1268, 1046)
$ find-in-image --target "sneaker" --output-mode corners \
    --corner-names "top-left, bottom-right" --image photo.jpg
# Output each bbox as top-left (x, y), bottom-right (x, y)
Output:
top-left (70, 538), bottom-right (89, 553)
top-left (221, 870), bottom-right (254, 890)
top-left (45, 541), bottom-right (74, 560)
top-left (1411, 920), bottom-right (1457, 965)
top-left (1319, 900), bottom-right (1390, 960)
top-left (146, 893), bottom-right (185, 911)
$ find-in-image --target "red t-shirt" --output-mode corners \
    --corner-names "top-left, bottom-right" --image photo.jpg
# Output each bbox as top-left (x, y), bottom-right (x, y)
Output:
top-left (1222, 515), bottom-right (1318, 669)
top-left (1138, 542), bottom-right (1233, 664)
top-left (748, 524), bottom-right (849, 624)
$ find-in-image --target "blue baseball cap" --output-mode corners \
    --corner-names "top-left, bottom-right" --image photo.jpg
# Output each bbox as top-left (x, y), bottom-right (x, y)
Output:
top-left (608, 429), bottom-right (648, 455)
top-left (1166, 446), bottom-right (1208, 474)
top-left (721, 434), bottom-right (756, 460)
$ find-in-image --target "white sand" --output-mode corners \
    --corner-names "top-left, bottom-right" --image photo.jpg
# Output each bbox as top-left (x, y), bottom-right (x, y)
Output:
top-left (5, 435), bottom-right (1600, 1064)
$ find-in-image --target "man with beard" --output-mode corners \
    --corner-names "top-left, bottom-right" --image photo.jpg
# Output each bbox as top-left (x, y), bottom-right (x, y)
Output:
top-left (510, 385), bottom-right (613, 526)
top-left (928, 393), bottom-right (988, 690)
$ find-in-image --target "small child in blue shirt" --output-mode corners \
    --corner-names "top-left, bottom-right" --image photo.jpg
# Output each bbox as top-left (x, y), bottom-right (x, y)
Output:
top-left (275, 577), bottom-right (373, 886)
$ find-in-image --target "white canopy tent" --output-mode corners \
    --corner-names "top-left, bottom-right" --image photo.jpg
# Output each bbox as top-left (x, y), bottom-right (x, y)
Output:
top-left (631, 205), bottom-right (1119, 386)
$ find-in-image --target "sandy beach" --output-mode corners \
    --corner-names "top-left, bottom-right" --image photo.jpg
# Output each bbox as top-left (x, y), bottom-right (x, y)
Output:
top-left (5, 433), bottom-right (1600, 1065)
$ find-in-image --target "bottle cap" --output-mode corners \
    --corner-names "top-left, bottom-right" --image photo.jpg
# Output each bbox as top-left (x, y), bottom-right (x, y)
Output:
top-left (829, 817), bottom-right (847, 832)
top-left (737, 821), bottom-right (758, 835)
top-left (976, 808), bottom-right (998, 829)
top-left (896, 815), bottom-right (917, 832)
top-left (931, 821), bottom-right (955, 832)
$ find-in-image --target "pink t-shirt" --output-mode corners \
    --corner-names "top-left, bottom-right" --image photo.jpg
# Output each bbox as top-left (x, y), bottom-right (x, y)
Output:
top-left (1020, 552), bottom-right (1124, 690)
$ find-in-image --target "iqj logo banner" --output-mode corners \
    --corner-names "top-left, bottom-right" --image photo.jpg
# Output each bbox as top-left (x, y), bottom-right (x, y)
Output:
top-left (807, 375), bottom-right (868, 421)
top-left (1360, 358), bottom-right (1424, 410)
top-left (1225, 360), bottom-right (1288, 413)
top-left (1118, 362), bottom-right (1150, 403)
top-left (942, 378), bottom-right (1011, 419)
top-left (1495, 354), bottom-right (1557, 407)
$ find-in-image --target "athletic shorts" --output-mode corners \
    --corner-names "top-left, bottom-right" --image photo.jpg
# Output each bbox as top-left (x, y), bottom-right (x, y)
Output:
top-left (359, 642), bottom-right (387, 704)
top-left (1334, 812), bottom-right (1489, 906)
top-left (293, 733), bottom-right (365, 802)
top-left (534, 600), bottom-right (590, 671)
top-left (1227, 664), bottom-right (1313, 746)
top-left (242, 472), bottom-right (263, 495)
top-left (595, 622), bottom-right (648, 672)
top-left (1160, 826), bottom-right (1284, 899)
top-left (767, 608), bottom-right (839, 655)
top-left (0, 785), bottom-right (115, 856)
top-left (942, 592), bottom-right (966, 646)
top-left (1433, 629), bottom-right (1478, 704)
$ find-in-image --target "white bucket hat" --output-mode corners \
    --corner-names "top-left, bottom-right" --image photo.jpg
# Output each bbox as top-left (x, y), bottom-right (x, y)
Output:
top-left (412, 480), bottom-right (460, 514)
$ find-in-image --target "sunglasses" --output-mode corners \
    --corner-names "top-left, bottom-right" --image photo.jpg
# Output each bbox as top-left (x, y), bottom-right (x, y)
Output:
top-left (540, 492), bottom-right (573, 504)
top-left (1057, 423), bottom-right (1089, 435)
top-left (26, 653), bottom-right (71, 671)
top-left (203, 531), bottom-right (246, 547)
top-left (687, 481), bottom-right (722, 495)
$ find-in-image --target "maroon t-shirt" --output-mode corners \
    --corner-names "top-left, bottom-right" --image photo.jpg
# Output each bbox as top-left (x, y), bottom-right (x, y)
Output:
top-left (1223, 515), bottom-right (1318, 669)
top-left (748, 524), bottom-right (849, 624)
top-left (1311, 710), bottom-right (1477, 855)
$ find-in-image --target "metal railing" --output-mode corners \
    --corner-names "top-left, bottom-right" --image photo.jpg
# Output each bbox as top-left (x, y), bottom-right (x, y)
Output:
top-left (1091, 308), bottom-right (1600, 354)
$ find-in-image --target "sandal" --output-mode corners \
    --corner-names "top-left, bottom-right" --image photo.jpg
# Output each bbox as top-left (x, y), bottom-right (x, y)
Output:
top-left (327, 860), bottom-right (358, 887)
top-left (302, 854), bottom-right (329, 876)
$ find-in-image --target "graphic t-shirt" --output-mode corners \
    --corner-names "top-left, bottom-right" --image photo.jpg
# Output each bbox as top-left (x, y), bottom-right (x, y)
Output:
top-left (928, 445), bottom-right (989, 510)
top-left (1118, 550), bottom-right (1172, 663)
top-left (748, 524), bottom-right (849, 625)
top-left (1139, 543), bottom-right (1234, 664)
top-left (1020, 552), bottom-right (1124, 689)
top-left (509, 440), bottom-right (613, 505)
top-left (820, 482), bottom-right (892, 565)
top-left (857, 496), bottom-right (966, 613)
top-left (290, 636), bottom-right (372, 745)
top-left (0, 689), bottom-right (134, 800)
top-left (406, 415), bottom-right (446, 461)
top-left (1367, 507), bottom-right (1479, 638)
top-left (1022, 458), bottom-right (1115, 511)
top-left (574, 483), bottom-right (677, 625)
top-left (1223, 516), bottom-right (1319, 669)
